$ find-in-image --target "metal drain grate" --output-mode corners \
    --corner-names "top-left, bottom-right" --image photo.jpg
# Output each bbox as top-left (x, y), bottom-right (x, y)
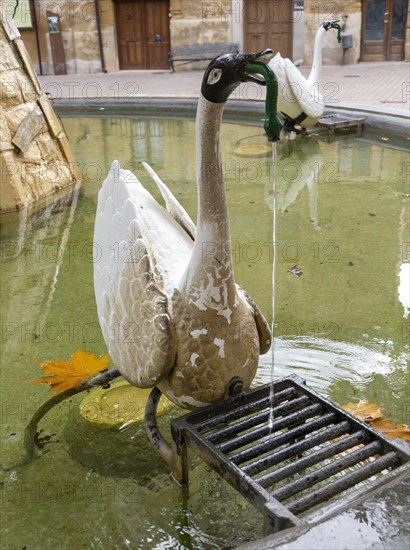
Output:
top-left (171, 374), bottom-right (410, 533)
top-left (318, 114), bottom-right (364, 135)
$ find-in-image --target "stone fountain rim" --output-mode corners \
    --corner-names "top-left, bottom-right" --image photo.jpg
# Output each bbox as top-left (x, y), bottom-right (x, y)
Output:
top-left (52, 97), bottom-right (409, 138)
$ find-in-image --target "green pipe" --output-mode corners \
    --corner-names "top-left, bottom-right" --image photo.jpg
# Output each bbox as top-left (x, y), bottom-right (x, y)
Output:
top-left (245, 61), bottom-right (283, 142)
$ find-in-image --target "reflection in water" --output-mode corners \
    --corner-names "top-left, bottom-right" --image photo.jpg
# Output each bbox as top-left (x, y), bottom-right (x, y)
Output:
top-left (0, 190), bottom-right (80, 467)
top-left (1, 190), bottom-right (80, 349)
top-left (258, 337), bottom-right (393, 388)
top-left (1, 116), bottom-right (409, 550)
top-left (258, 335), bottom-right (408, 421)
top-left (271, 137), bottom-right (322, 229)
top-left (272, 476), bottom-right (410, 550)
top-left (398, 264), bottom-right (410, 318)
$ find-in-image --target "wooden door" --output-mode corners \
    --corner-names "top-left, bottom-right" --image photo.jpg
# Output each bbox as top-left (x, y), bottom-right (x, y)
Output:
top-left (361, 0), bottom-right (408, 61)
top-left (243, 0), bottom-right (293, 58)
top-left (116, 0), bottom-right (170, 70)
top-left (116, 1), bottom-right (144, 69)
top-left (46, 11), bottom-right (67, 75)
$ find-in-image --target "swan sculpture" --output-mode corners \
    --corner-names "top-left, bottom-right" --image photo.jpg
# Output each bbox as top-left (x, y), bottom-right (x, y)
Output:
top-left (94, 51), bottom-right (282, 410)
top-left (269, 20), bottom-right (342, 131)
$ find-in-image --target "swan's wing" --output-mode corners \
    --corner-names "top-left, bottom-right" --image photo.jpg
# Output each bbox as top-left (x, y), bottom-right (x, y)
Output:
top-left (283, 59), bottom-right (324, 119)
top-left (142, 161), bottom-right (196, 241)
top-left (94, 161), bottom-right (179, 387)
top-left (269, 53), bottom-right (298, 116)
top-left (238, 288), bottom-right (272, 355)
top-left (269, 53), bottom-right (286, 83)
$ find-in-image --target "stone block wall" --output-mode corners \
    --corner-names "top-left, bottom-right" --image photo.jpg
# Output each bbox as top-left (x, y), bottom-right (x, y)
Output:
top-left (0, 11), bottom-right (80, 212)
top-left (170, 0), bottom-right (233, 70)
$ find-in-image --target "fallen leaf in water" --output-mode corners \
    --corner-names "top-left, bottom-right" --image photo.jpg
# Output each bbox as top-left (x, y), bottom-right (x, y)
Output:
top-left (341, 400), bottom-right (384, 423)
top-left (338, 400), bottom-right (410, 443)
top-left (287, 265), bottom-right (303, 277)
top-left (79, 379), bottom-right (174, 429)
top-left (333, 400), bottom-right (409, 461)
top-left (30, 348), bottom-right (109, 392)
top-left (371, 418), bottom-right (410, 442)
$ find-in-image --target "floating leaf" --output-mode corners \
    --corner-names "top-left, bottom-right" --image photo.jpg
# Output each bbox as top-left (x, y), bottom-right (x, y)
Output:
top-left (341, 400), bottom-right (383, 424)
top-left (339, 400), bottom-right (409, 442)
top-left (371, 418), bottom-right (410, 442)
top-left (79, 380), bottom-right (174, 429)
top-left (287, 265), bottom-right (303, 277)
top-left (30, 348), bottom-right (109, 392)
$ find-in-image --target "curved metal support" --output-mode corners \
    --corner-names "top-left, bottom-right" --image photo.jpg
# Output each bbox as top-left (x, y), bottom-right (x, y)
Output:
top-left (145, 387), bottom-right (188, 484)
top-left (24, 368), bottom-right (121, 461)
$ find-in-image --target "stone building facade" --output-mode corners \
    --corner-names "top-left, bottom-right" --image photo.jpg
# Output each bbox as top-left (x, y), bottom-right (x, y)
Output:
top-left (3, 1), bottom-right (410, 75)
top-left (304, 0), bottom-right (410, 65)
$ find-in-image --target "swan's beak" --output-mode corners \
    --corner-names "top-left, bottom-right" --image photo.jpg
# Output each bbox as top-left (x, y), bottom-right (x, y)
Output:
top-left (247, 49), bottom-right (274, 64)
top-left (241, 49), bottom-right (274, 85)
top-left (322, 18), bottom-right (342, 43)
top-left (323, 17), bottom-right (340, 27)
top-left (240, 48), bottom-right (274, 64)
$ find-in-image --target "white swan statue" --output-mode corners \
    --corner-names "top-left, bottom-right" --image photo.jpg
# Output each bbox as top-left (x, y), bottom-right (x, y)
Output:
top-left (93, 51), bottom-right (282, 410)
top-left (269, 20), bottom-right (342, 131)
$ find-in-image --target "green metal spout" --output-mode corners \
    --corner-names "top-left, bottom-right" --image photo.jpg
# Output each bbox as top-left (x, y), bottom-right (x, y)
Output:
top-left (335, 24), bottom-right (343, 43)
top-left (245, 61), bottom-right (283, 142)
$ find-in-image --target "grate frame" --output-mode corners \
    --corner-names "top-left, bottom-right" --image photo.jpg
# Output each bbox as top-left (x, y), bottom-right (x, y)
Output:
top-left (317, 114), bottom-right (364, 135)
top-left (171, 374), bottom-right (410, 534)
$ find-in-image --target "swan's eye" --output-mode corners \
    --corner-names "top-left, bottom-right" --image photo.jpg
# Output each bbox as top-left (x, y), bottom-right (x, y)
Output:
top-left (207, 68), bottom-right (222, 85)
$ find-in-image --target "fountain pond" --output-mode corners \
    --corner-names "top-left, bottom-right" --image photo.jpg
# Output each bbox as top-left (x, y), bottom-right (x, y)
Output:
top-left (0, 113), bottom-right (409, 549)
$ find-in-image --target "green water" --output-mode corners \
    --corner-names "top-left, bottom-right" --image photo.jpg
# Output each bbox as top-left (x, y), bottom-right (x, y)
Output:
top-left (0, 115), bottom-right (409, 549)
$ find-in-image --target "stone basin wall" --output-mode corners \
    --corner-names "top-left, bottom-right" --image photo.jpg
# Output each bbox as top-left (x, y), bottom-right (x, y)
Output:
top-left (0, 10), bottom-right (80, 212)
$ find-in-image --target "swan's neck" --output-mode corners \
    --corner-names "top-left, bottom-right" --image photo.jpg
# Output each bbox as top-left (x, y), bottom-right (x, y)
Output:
top-left (194, 95), bottom-right (232, 267)
top-left (307, 26), bottom-right (326, 87)
top-left (179, 93), bottom-right (237, 300)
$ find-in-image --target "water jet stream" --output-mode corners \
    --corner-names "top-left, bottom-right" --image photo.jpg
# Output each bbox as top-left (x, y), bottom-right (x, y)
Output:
top-left (269, 142), bottom-right (278, 431)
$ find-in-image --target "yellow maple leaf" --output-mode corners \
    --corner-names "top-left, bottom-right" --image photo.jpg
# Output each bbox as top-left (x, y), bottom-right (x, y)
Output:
top-left (30, 349), bottom-right (109, 392)
top-left (341, 400), bottom-right (384, 424)
top-left (371, 418), bottom-right (410, 442)
top-left (339, 400), bottom-right (410, 443)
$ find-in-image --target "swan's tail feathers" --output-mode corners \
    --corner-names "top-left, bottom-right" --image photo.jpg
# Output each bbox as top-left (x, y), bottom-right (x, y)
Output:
top-left (141, 161), bottom-right (197, 241)
top-left (99, 160), bottom-right (122, 205)
top-left (110, 160), bottom-right (121, 179)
